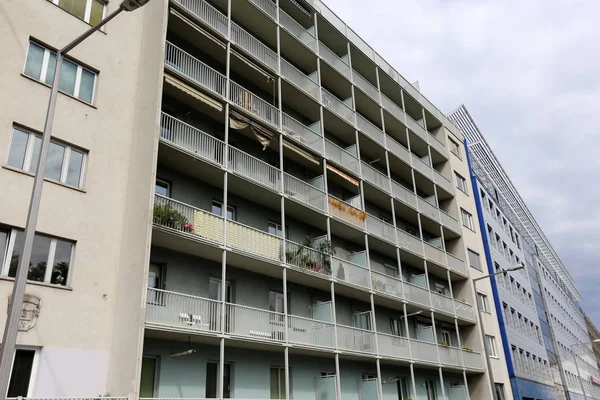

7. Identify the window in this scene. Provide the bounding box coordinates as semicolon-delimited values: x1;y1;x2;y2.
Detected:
384;263;398;277
426;380;437;400
467;249;482;271
139;357;158;398
399;377;412;399
7;349;36;397
268;221;284;238
49;0;106;25
212;200;235;220
448;138;461;158
460;208;474;230
485;335;498;357
454;171;468;194
1;227;73;286
440;330;451;346
477;292;489;313
206;362;231;398
390;318;405;337
24;42;97;104
155;179;170;197
270;366;287;399
7;127;87;188
494;383;506;400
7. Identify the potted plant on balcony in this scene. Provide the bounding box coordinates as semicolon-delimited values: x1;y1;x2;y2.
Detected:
438;341;450;347
153;203;194;233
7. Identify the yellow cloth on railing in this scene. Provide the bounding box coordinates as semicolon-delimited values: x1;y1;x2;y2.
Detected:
227;222;281;260
193;210;224;243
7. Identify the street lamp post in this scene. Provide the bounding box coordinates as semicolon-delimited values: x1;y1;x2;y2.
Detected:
0;0;151;397
571;339;600;400
473;265;524;400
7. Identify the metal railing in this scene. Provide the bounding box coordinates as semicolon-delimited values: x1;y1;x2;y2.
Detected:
284;240;331;276
230;22;279;71
396;229;423;256
284;174;326;211
366;214;396;243
356;114;385;145
440;210;460;233
446;254;468;275
247;0;277;19
428;133;447;156
438;345;463;368
361;162;390;193
321;89;355;125
403;281;431;308
380;93;405;121
281;113;322;153
337;324;375;353
145;288;222;332
226;220;282;261
328;196;366;228
411;154;434;180
391;180;417;209
164;41;227;97
279;9;317;51
331;256;369;288
318;42;350;78
410;339;439;364
280;58;319;100
424;242;448;267
386;136;411;165
160;113;225;166
229;81;279;127
228;146;281;191
434;170;454;193
288;315;335;348
154;195;224;243
370;270;403;299
324;140;359;175
417;197;440;222
454;299;475;321
172;0;228;38
352;71;379;101
430;292;455;315
225;302;286;341
377;333;410;359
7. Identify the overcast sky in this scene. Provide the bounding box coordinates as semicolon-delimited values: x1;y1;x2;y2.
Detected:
322;0;600;326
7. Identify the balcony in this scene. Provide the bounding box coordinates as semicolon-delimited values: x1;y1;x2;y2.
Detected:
411;339;439;364
230;21;279;71
361;162;391;193
332;256;370;288
160;112;225;166
440;210;460;233
391;180;417;209
406;116;427;141
429;133;447;157
280;58;319;100
411;154;434;180
225;302;286;342
377;333;411;361
430;292;455;316
248;0;277;20
288;314;335;349
396;229;424;257
438;345;464;368
366;214;396;243
321;89;355;125
356;114;385;145
386;136;411;165
227;219;282;261
447;254;468;276
154;195;224;244
282;113;322;154
284;174;326;211
172;0;228;38
164;41;226;98
324;140;359;175
424;242;447;267
279;9;317;52
229;80;280;127
337;324;375;354
381;93;405;121
284;240;332;277
417;197;440;222
318;42;350;78
228;146;281;191
352;71;379;102
454;299;475;322
328;196;366;229
462;349;484;371
434;170;454;194
403;281;431;308
370;270;403;299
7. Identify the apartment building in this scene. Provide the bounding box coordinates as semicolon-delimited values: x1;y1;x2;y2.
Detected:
449;105;600;400
584;314;600;371
0;0;515;399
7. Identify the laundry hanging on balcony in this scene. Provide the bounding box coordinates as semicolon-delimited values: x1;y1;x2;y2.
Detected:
229;110;275;150
326;164;358;186
164;73;223;112
282;139;319;165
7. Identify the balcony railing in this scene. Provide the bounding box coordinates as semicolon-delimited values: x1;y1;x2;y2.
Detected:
438;345;463;368
371;271;403;299
226;302;286;341
332;256;369;288
154;195;224;244
279;9;317;51
391;180;417;209
428;133;447;156
172;0;228;38
424;242;448;267
352;71;379;101
288;315;335;348
337;324;375;353
229;81;279;127
440;210;460;233
447;254;468;276
361;162;390;193
231;22;278;71
282;113;322;153
318;42;350;78
284;174;326;211
356;114;385;145
280;58;319;100
386;136;411;165
366;215;396;243
324;140;359;175
321;89;355;125
328;196;366;229
228;146;281;191
227;220;282;261
417;197;440;222
411;154;434;180
160;113;225;166
454;299;475;321
462;350;484;370
284;240;331;276
377;333;410;360
411;339;439;364
434;170;454;194
248;0;277;19
164;41;226;97
145;288;222;332
430;292;455;315
380;93;405;121
396;229;423;256
403;281;431;308
406;116;428;141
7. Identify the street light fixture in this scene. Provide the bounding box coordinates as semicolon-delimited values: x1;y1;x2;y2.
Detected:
0;0;151;397
473;265;524;400
571;339;600;400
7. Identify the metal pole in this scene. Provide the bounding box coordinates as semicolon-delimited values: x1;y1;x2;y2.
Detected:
573;345;588;400
473;279;498;400
0;7;124;398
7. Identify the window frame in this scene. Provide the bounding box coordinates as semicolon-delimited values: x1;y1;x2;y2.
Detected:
23;41;98;105
460;208;475;230
467;248;482;271
7;126;87;189
211;200;236;220
477;292;489;313
49;0;107;25
7;347;39;398
155;179;171;197
448;138;461;159
485;335;498;358
454;171;468;194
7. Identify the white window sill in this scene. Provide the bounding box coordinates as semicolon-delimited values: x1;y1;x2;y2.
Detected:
3;165;86;193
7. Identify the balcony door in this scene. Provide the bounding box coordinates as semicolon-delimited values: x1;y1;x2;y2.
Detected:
139;357;158;398
206;361;231;398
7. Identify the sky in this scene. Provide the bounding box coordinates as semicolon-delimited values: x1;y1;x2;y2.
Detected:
321;0;600;326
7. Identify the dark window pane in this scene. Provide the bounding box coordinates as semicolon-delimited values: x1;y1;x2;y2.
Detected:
58;0;86;20
205;362;217;398
24;43;44;80
45;142;65;181
8;231;25;278
45;52;57;86
0;229;9;268
59;59;77;96
51;240;72;285
7;349;35;397
28;136;42;174
28;235;52;282
89;0;105;25
7;130;29;169
66;149;84;187
79;68;95;103
155;181;169;197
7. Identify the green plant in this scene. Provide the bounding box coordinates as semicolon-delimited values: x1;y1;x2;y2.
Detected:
438;341;450;347
462;346;473;352
153;203;194;233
